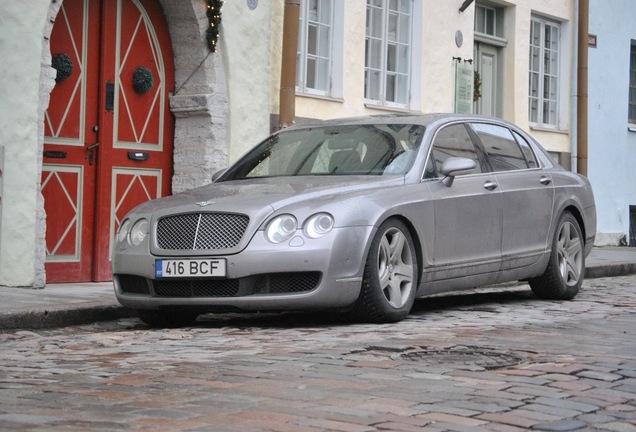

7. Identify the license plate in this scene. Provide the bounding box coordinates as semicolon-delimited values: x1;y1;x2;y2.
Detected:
155;259;226;278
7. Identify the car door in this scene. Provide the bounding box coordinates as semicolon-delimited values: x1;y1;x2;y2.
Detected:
469;123;554;270
424;123;503;282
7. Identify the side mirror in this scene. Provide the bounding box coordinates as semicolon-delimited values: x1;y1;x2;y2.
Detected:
211;169;227;182
440;157;476;187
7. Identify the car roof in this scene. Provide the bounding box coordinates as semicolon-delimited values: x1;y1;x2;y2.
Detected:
283;113;515;130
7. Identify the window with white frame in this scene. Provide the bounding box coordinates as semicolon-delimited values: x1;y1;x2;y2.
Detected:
629;41;636;124
529;16;560;127
296;0;333;96
365;0;413;107
475;5;496;37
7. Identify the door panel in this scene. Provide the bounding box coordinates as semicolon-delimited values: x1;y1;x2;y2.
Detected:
496;171;554;269
94;0;174;281
427;176;503;280
424;124;503;281
43;0;174;283
475;44;498;117
43;0;100;282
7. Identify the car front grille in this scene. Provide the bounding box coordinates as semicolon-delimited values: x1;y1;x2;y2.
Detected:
116;272;322;298
156;213;250;250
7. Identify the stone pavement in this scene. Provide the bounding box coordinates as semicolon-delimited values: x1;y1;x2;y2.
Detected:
0;247;635;330
1;273;635;431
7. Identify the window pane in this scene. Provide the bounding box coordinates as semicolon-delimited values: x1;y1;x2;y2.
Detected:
428;124;483;176
486;8;495;35
475;6;485;33
471;123;527;171
512;131;539;168
307;24;318;55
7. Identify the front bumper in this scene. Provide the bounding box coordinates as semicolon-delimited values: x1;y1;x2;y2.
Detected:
113;225;375;312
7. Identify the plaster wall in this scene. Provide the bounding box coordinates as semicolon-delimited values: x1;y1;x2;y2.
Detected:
263;0;574;156
0;1;52;287
221;0;274;164
587;0;636;244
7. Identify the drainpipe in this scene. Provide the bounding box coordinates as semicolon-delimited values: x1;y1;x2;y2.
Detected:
577;0;589;176
279;0;300;129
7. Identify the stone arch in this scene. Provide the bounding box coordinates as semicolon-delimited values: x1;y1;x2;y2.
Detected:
37;0;227;284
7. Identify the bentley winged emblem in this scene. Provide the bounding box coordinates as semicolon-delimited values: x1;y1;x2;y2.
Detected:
196;200;216;207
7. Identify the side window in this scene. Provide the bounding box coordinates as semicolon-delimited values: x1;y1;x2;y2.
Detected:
471;123;528;171
512;130;538;168
424;124;484;179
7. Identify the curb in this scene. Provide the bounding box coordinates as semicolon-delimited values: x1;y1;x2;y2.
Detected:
0;303;137;330
585;263;636;279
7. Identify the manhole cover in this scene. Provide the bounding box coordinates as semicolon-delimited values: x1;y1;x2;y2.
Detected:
396;346;525;370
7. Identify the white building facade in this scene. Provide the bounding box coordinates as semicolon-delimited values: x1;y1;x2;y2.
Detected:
3;0;620;289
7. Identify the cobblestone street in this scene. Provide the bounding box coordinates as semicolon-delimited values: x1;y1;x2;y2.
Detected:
1;275;636;431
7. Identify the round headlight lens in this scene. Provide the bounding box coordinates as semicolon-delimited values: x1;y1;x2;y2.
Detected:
305;213;335;238
117;219;131;243
265;214;298;243
129;219;149;246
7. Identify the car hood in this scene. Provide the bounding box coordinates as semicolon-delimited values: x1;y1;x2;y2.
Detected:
130;176;405;217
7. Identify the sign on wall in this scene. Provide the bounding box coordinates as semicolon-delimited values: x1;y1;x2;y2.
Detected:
455;62;474;114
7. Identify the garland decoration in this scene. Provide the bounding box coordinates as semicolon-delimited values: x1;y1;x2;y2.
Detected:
52;53;73;82
206;0;223;52
473;70;482;102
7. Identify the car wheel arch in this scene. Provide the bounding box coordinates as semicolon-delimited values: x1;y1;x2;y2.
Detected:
373;215;425;289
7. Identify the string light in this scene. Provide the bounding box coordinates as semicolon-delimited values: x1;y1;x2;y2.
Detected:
206;0;223;52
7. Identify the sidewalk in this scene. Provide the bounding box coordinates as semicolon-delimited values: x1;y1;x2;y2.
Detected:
1;247;635;330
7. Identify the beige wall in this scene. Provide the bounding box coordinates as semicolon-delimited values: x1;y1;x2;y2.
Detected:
231;0;576;158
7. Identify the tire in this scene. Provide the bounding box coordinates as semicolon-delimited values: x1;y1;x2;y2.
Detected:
529;211;584;300
137;310;199;328
351;219;418;323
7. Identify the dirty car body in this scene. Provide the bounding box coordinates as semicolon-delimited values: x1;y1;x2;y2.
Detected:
113;114;596;327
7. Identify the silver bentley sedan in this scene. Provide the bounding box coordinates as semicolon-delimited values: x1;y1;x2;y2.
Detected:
113;114;596;327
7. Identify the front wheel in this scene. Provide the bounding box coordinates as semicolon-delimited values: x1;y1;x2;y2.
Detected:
529;211;584;300
351;219;418;323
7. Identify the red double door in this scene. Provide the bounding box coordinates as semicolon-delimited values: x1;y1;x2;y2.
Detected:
42;0;174;282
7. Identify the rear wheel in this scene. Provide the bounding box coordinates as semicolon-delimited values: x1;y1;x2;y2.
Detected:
529;211;584;300
351;219;418;323
137;310;199;328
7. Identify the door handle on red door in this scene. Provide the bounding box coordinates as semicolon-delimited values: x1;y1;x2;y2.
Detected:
483;180;498;191
540;176;552;185
86;143;99;166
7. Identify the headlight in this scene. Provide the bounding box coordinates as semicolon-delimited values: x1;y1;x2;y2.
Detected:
117;219;131;243
304;213;334;238
129;218;149;246
265;214;297;243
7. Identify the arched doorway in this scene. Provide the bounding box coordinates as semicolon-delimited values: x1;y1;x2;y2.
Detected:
42;0;175;282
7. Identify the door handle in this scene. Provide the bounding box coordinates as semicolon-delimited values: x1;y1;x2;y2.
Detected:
483;180;498;191
128;151;149;161
87;143;99;166
539;176;552;185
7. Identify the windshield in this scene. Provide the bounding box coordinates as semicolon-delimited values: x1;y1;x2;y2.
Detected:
221;124;426;180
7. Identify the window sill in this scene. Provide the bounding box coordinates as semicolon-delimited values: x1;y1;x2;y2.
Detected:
628;125;636;133
529;125;570;135
296;92;344;104
363;102;416;114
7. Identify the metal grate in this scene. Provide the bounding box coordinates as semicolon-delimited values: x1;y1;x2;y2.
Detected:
118;275;151;295
154;279;240;297
257;272;322;294
630;206;636;247
156;213;249;250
